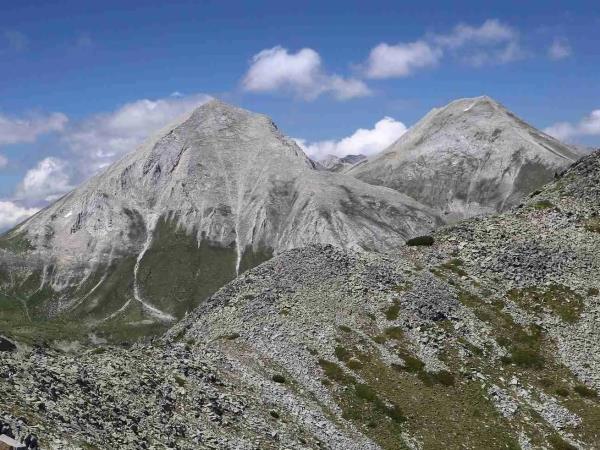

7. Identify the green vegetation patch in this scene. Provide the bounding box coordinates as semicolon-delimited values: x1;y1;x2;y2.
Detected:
499;324;545;369
321;347;520;449
395;351;425;373
584;218;600;233
532;199;554;210
384;326;404;340
335;345;352;362
548;434;577;450
272;374;286;384
440;258;468;277
0;232;35;253
406;235;434;246
574;384;597;398
507;284;584;323
384;302;401;321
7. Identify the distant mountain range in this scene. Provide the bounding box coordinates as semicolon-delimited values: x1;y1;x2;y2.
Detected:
0;96;583;341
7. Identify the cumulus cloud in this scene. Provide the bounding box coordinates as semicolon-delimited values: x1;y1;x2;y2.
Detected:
548;38;571;60
15;157;74;203
296;116;407;160
0;154;7;168
363;19;525;79
0;112;68;146
432;19;525;67
242;46;371;100
544;110;600;142
0;201;38;231
432;19;517;49
63;93;212;175
365;41;441;79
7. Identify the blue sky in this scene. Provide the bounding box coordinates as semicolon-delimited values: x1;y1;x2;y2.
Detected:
0;0;599;229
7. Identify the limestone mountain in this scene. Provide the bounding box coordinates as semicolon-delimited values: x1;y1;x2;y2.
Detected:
0;100;440;339
349;96;582;221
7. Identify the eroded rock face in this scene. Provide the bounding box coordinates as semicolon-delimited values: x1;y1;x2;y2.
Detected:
0;100;440;336
349;96;582;221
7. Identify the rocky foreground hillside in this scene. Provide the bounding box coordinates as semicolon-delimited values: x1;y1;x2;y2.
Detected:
1;149;599;448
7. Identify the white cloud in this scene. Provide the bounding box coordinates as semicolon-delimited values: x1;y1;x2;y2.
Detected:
431;19;525;67
0;112;68;146
365;41;441;79
433;19;517;49
15;157;74;203
63;93;212;175
0;201;38;231
363;19;524;79
548;38;571;60
0;154;7;168
544;110;600;141
296;116;407;160
242;46;371;100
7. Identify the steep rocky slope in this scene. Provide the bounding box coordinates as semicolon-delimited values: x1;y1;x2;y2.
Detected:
0;101;439;340
2;151;599;449
349;96;582;221
317;154;366;172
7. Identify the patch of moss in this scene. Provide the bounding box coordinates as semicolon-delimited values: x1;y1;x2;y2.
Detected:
394;281;413;292
499;325;545;369
533;199;554;210
319;359;354;384
346;359;363;370
384;326;404;340
384;302;401;321
548;434;577;450
335;345;352;362
440;258;468;277
221;332;240;340
338;325;352;333
372;334;387;344
395;352;425;373
555;387;570;397
174;375;186;387
507;284;584;323
458;337;484;357
584;218;600;233
574;384;597;398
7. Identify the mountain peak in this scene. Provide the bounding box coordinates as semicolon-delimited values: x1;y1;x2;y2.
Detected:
349;96;580;220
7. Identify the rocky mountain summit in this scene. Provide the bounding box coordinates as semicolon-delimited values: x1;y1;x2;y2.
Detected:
317;154;366;172
349;96;582;221
0;101;439;340
2;149;599;449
